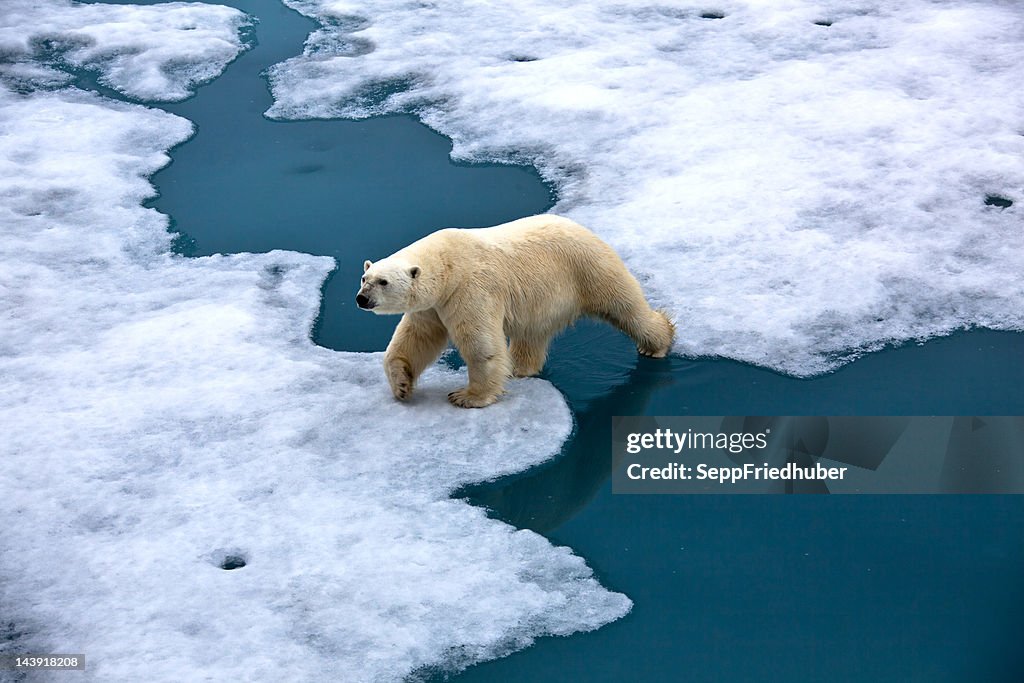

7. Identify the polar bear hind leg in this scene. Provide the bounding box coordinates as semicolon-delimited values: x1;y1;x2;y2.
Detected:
606;302;675;358
509;333;551;378
586;278;675;358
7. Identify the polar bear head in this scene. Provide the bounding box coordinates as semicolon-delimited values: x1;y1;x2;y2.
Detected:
356;257;427;314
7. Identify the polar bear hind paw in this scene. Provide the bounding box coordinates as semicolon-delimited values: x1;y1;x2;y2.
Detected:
637;311;675;358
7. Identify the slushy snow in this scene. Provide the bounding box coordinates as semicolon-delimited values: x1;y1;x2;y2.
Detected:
0;3;628;681
269;0;1024;374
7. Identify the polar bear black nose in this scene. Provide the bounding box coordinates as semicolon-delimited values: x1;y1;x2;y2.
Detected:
356;293;373;309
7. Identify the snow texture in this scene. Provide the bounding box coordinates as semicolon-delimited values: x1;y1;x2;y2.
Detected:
268;0;1024;375
0;0;252;101
0;5;627;682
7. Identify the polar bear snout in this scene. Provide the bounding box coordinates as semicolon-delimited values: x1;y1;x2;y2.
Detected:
356;292;375;310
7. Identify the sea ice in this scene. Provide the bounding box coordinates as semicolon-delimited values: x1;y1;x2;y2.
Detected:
0;4;627;681
269;0;1024;374
0;0;252;100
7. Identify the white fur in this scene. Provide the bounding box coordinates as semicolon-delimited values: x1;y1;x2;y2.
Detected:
357;214;675;407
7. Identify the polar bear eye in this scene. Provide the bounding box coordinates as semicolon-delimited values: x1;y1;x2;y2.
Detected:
378;279;388;287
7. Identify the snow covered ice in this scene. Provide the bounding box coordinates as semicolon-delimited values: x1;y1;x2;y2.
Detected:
269;0;1024;374
0;0;252;100
0;3;628;681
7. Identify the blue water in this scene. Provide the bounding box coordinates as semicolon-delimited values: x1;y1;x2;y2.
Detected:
79;1;1024;680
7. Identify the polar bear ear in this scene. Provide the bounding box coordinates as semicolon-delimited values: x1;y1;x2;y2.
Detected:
409;266;420;279
363;260;372;272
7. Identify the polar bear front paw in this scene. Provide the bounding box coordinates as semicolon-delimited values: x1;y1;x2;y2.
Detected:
447;387;498;408
387;360;414;401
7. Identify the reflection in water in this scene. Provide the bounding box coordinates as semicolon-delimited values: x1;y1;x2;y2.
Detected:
721;415;911;494
463;328;1024;527
460;321;673;533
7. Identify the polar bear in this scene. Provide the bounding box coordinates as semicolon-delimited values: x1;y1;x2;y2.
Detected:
356;214;674;408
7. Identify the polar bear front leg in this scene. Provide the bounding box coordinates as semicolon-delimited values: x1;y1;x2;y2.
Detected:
448;315;512;408
384;310;449;401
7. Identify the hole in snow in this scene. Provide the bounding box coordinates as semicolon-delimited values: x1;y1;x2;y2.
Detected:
984;194;1013;208
220;555;247;570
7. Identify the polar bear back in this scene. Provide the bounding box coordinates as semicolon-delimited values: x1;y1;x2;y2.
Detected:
393;214;648;338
